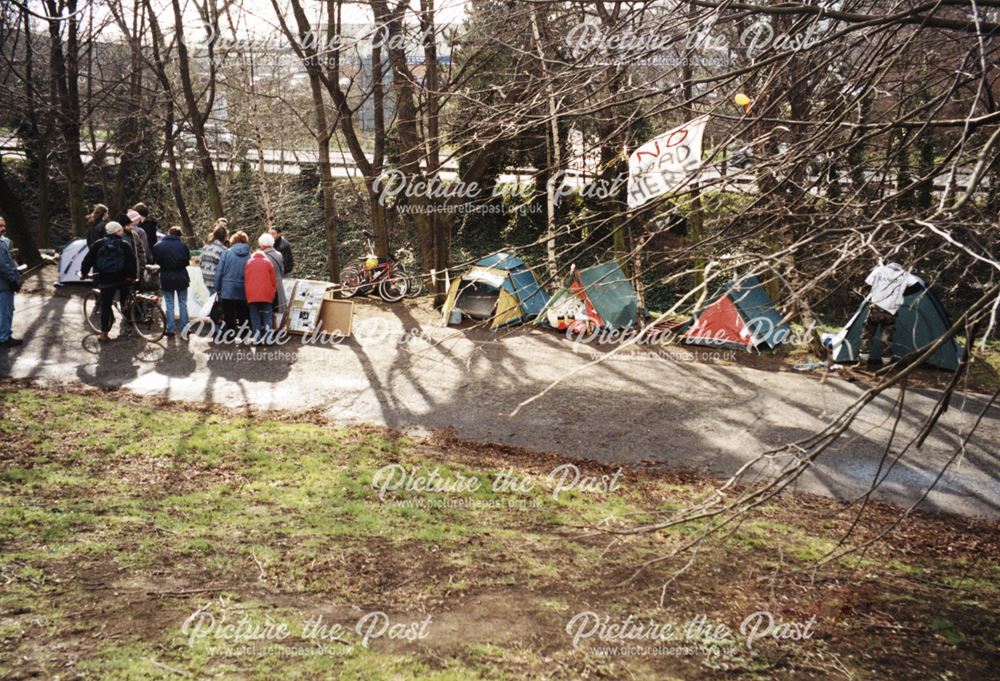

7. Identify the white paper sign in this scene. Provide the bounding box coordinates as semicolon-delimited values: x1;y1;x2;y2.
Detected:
627;116;708;208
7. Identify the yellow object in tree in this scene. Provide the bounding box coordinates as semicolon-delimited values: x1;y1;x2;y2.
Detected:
734;93;751;107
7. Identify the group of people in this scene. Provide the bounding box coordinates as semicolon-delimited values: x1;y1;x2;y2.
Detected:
80;204;294;344
197;218;295;344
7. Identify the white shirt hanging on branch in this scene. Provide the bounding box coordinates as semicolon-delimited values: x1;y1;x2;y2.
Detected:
865;262;923;315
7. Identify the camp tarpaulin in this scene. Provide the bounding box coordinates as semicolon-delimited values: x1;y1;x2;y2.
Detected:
831;285;962;371
441;253;550;331
684;275;789;351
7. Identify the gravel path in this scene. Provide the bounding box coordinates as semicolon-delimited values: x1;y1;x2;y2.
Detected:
3;288;998;519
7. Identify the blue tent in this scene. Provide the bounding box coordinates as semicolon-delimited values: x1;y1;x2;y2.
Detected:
441;253;550;329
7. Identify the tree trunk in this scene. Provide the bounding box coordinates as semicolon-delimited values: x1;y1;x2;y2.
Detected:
164;106;195;239
141;0;193;238
0;158;41;266
46;0;86;237
20;7;51;248
171;0;224;219
371;0;434;284
370;41;389;258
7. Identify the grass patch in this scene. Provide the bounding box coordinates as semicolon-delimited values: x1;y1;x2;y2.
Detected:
1;384;998;679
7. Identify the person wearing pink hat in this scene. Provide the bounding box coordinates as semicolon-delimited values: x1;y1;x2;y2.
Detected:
124;209;151;290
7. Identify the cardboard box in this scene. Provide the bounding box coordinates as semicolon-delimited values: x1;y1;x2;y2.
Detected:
317;295;354;337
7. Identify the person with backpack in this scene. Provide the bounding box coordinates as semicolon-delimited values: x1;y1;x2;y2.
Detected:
200;222;228;326
0;231;22;348
85;204;109;248
80;222;137;342
245;239;278;345
213;231;252;340
132;203;159;248
153;226;191;338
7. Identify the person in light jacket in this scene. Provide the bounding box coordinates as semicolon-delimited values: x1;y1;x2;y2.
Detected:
213;231;251;339
124;209;152;290
200;223;229;294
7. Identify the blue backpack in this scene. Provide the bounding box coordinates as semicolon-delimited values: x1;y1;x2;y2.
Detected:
95;238;126;274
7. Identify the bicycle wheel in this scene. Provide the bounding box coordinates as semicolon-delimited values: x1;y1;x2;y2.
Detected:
344;257;366;271
378;270;408;303
82;289;103;334
399;266;426;298
339;266;364;298
130;294;167;341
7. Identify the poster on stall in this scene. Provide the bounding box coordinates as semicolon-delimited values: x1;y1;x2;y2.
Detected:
276;277;299;329
286;279;334;335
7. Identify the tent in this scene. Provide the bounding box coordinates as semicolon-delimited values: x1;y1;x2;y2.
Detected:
441;253;550;330
56;239;90;286
542;261;639;331
684;275;790;351
831;284;962;371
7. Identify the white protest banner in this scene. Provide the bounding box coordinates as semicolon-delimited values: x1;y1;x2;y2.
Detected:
627;116;708;208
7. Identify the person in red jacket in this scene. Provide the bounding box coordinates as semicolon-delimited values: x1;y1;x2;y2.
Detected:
244;237;277;345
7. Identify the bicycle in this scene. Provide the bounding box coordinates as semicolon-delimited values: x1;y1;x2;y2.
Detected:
395;246;426;298
81;268;166;342
339;230;411;303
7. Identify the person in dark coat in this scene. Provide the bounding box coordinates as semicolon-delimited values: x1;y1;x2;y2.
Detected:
133;202;160;248
268;226;294;275
85;204;110;249
213;231;252;339
153;226;191;337
80;221;137;342
0;232;22;348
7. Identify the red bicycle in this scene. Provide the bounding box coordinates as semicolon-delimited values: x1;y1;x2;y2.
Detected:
338;230;411;302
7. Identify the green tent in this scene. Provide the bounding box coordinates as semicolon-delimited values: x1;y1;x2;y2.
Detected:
832;284;962;371
540;261;639;330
